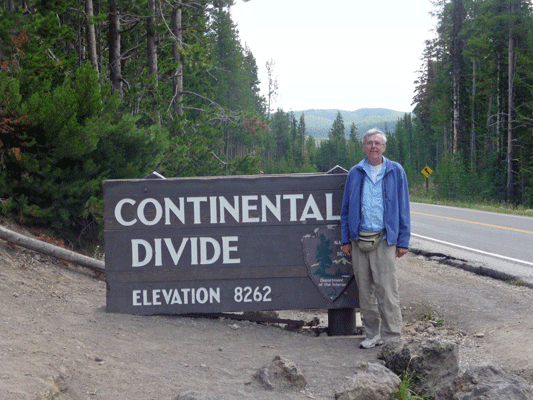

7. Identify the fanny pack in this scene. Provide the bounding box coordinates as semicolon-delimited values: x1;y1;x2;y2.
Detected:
357;230;385;252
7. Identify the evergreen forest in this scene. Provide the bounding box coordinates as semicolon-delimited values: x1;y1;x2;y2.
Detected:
1;0;533;247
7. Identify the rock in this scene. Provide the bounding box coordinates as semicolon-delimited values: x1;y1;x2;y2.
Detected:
335;362;401;400
378;338;459;398
35;372;68;400
442;363;533;400
173;391;220;400
254;355;307;390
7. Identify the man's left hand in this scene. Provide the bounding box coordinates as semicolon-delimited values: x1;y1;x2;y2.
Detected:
396;247;408;258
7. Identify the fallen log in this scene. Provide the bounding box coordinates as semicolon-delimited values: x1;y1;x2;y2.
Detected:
0;224;105;273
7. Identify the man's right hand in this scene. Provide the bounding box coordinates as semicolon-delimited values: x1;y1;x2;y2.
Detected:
342;243;352;257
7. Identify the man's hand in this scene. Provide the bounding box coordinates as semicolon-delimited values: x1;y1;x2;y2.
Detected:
342;243;352;257
396;247;408;258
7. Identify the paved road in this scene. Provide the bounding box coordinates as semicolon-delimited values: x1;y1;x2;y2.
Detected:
409;202;533;287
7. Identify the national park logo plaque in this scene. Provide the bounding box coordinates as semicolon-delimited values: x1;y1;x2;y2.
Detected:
302;225;353;302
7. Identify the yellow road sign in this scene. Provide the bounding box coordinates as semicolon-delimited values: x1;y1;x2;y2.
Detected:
421;165;433;178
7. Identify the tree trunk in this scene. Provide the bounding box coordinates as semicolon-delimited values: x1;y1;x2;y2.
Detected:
452;0;463;154
506;2;515;203
172;5;184;116
470;57;477;170
147;0;158;78
0;225;105;273
147;0;159;120
108;0;123;97
85;0;98;72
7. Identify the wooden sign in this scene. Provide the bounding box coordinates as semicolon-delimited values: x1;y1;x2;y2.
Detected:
103;173;358;315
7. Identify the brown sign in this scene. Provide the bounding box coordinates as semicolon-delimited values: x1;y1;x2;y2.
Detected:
103;173;358;315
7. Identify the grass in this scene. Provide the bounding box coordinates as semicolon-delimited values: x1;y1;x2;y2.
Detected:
410;190;533;218
419;305;433;322
392;370;433;400
418;304;443;323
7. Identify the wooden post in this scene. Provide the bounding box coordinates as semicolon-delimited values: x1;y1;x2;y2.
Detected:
328;308;356;336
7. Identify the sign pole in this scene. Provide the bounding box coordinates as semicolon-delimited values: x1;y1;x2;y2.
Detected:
328;308;356;336
421;165;434;195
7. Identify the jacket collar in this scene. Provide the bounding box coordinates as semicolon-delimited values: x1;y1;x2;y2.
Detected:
355;156;390;172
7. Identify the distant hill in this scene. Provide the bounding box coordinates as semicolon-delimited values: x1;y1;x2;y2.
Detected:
292;108;408;139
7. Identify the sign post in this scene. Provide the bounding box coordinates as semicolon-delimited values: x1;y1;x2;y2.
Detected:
421;165;434;193
103;172;358;335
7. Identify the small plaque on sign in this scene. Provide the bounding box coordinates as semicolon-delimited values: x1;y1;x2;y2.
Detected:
302;225;353;302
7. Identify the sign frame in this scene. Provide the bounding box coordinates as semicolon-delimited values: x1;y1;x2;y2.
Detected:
103;172;358;317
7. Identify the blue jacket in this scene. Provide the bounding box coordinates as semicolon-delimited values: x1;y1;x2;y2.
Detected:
340;156;411;248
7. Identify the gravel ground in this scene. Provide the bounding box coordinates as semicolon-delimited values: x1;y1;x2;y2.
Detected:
1;229;532;399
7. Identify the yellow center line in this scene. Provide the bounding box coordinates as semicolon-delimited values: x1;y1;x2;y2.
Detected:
411;211;533;234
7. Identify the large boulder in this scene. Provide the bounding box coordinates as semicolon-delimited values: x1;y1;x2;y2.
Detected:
379;338;459;397
335;362;401;400
444;363;533;400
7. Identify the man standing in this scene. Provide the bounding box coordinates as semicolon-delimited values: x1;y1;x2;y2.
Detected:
340;128;410;349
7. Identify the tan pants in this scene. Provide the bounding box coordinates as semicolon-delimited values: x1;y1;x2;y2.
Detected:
351;239;402;342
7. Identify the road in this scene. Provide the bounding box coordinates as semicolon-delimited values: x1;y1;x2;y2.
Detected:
409;202;533;287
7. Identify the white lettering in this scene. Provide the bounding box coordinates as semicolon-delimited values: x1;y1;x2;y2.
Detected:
242;195;259;222
164;197;185;225
261;195;281;222
162;289;172;304
115;198;137;226
116;193;339;226
222;236;240;264
300;194;323;221
187;197;207;224
164;237;188;265
132;239;152;267
219;196;239;223
138;198;163;226
152;289;161;305
133;290;142;306
209;196;218;224
200;237;220;264
326;193;341;220
283;194;304;221
171;289;182;304
182;288;191;304
132;287;221;306
143;290;152;305
209;287;221;303
154;238;162;266
132;236;240;267
190;238;198;265
196;288;208;304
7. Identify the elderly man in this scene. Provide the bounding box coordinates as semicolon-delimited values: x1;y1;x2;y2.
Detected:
340;128;410;349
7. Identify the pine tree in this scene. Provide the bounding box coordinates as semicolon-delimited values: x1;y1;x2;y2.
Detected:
329;111;346;139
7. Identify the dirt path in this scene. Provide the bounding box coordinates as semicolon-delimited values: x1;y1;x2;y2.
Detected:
1;237;532;400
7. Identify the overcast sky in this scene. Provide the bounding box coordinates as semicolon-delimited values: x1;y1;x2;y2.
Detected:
230;0;437;113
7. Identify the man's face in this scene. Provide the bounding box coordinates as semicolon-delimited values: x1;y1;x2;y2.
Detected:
363;134;386;166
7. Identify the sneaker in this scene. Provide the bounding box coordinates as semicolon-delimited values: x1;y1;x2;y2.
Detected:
359;335;384;349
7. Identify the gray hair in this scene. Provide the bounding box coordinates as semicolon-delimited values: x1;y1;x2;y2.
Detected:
362;128;387;145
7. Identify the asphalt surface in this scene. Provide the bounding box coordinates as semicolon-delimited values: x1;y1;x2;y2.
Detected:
409;203;533;288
